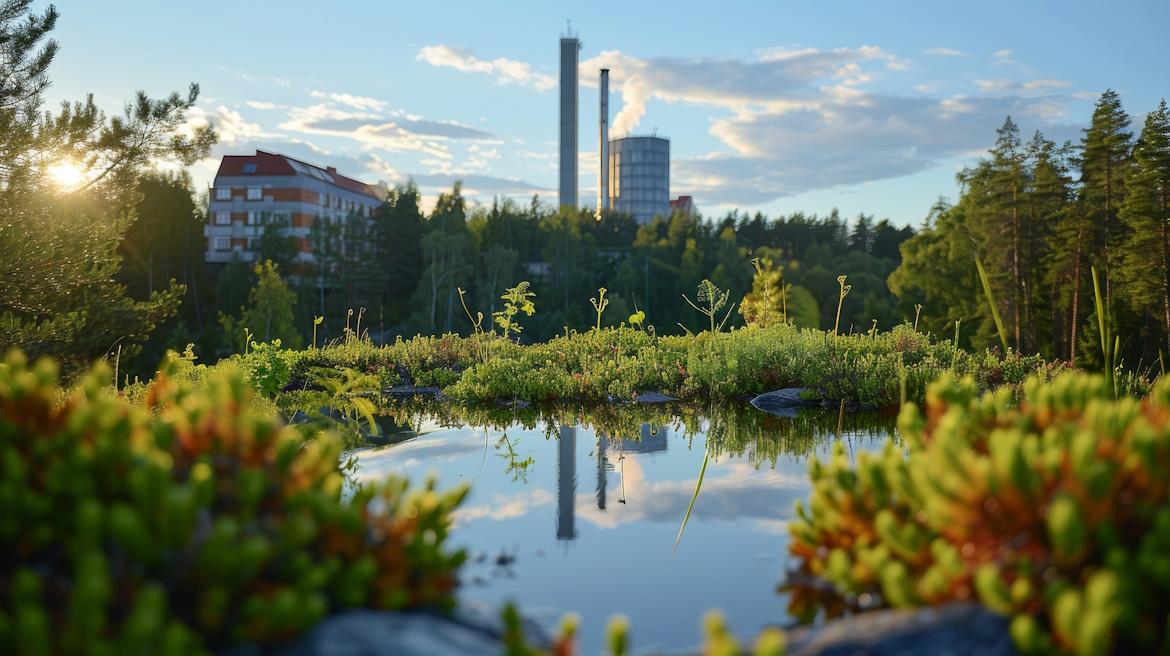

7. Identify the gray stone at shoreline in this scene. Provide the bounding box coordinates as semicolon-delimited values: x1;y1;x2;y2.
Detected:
255;597;551;656
750;388;816;414
635;391;678;403
647;603;1015;656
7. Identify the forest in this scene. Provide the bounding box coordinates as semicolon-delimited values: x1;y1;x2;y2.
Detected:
81;87;1170;384
107;176;916;378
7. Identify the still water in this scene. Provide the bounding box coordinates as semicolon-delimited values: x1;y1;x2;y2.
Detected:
350;405;892;653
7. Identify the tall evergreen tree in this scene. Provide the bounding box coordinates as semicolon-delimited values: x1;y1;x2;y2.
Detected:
1118;99;1170;355
1078;90;1132;316
0;1;215;373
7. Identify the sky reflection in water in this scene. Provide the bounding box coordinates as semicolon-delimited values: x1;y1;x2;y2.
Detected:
351;407;891;653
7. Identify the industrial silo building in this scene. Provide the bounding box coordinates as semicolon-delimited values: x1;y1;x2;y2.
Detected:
608;135;670;224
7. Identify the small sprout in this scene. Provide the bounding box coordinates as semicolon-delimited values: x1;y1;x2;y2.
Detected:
590;287;610;331
312;315;324;350
833;275;849;336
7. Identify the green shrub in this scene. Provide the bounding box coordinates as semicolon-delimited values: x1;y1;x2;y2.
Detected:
785;371;1170;655
241;324;1066;407
0;351;466;654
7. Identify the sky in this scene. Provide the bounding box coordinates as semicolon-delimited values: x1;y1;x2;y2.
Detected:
42;0;1170;226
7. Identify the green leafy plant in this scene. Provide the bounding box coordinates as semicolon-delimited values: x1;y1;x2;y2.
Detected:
494;281;536;340
628;307;646;331
785;371;1170;655
741;257;787;328
0;351;467;653
683;279;735;333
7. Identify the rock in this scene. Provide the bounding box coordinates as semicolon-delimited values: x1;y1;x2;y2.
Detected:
266;610;502;656
384;385;442;398
750;388;815;414
634;391;677;404
265;601;552;656
643;603;1014;656
782;603;1016;656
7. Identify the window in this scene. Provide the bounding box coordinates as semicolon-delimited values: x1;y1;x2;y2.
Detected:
214;211;231;225
323;193;331;207
247;186;262;200
246;238;258;251
242;163;257;174
247;211;258;225
215;187;231;200
213;237;230;251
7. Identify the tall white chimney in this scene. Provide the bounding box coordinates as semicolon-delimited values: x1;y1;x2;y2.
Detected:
597;68;610;219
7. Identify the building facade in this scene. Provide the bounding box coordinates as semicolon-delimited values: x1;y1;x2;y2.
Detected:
607;135;670;224
204;150;382;265
670;195;697;218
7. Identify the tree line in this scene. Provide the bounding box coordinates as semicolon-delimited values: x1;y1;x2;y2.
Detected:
127;178;915;376
890;91;1170;371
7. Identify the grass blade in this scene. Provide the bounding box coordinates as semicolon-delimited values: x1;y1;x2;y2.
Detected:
975;256;1009;353
674;450;709;552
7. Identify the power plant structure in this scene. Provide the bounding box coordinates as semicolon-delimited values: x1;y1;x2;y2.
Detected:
559;28;683;224
558;30;580;209
606;135;671;224
596;68;609;218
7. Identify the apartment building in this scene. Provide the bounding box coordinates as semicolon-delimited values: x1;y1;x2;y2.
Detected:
204;150;382;265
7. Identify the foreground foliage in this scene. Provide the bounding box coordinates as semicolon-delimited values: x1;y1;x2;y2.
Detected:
786;372;1170;655
0;351;466;653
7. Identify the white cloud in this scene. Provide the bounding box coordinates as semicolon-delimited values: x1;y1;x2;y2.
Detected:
993;49;1013;59
244;100;282;110
581;46;911;134
417;45;556;91
975;78;1071;94
673;91;1078;206
183;105;280;145
924;47;965;57
310;90;387;111
279;94;498;160
454;489;554;527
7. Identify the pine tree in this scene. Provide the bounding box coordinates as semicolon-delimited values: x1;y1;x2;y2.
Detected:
0;1;215;374
1026;133;1074;358
1118;99;1170;355
982;117;1028;350
1078;90;1132;318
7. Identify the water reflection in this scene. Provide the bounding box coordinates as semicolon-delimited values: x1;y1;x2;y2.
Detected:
557;424;576;541
346;401;894;653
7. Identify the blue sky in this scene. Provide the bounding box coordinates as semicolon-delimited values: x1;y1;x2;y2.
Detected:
43;0;1169;225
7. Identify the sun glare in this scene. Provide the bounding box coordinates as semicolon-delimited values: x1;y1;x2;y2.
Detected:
47;160;84;189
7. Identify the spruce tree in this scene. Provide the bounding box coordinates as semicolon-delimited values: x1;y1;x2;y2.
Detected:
1078;90;1132;315
1118;99;1170;356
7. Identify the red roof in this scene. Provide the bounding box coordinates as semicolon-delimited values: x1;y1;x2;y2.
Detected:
215;150;380;200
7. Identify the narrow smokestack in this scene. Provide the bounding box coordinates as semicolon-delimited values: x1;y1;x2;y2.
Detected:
597;68;609;219
558;32;580;209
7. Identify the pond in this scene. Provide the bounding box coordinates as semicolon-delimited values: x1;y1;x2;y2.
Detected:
349;403;895;653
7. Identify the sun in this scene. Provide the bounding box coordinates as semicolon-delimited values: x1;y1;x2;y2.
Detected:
47;160;84;189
